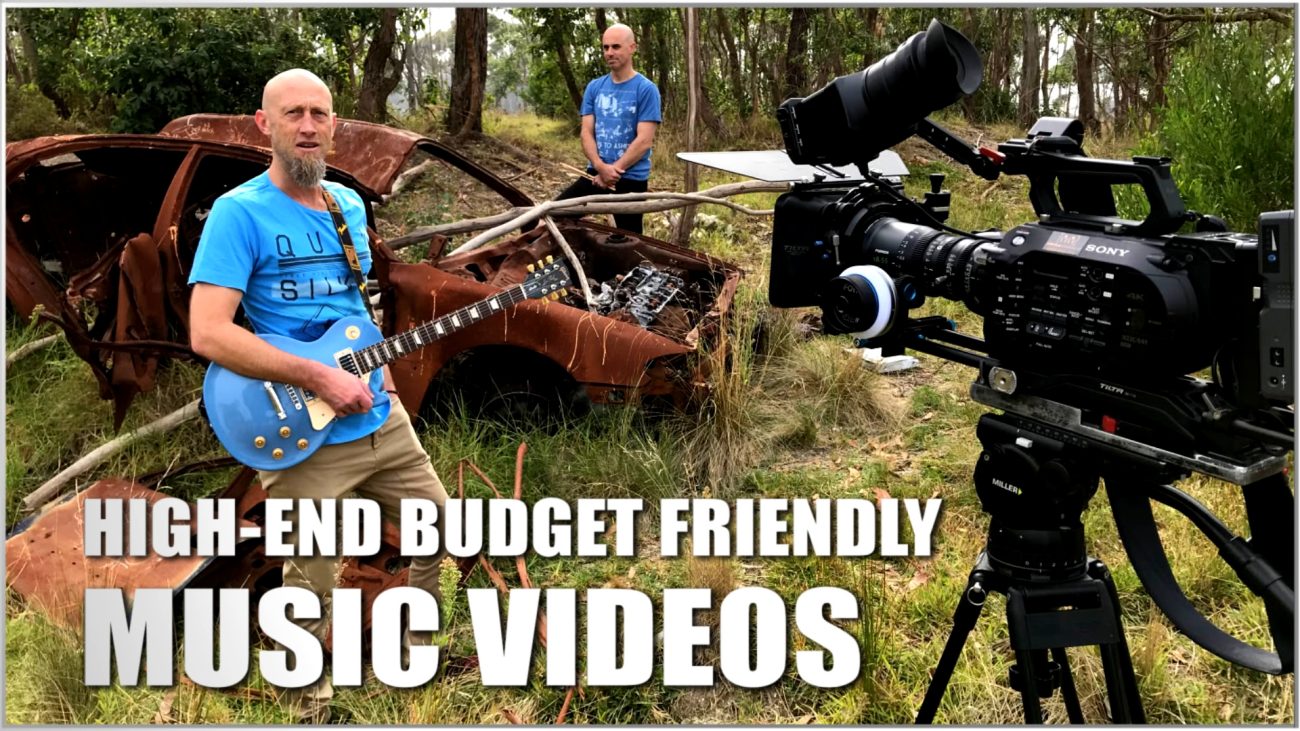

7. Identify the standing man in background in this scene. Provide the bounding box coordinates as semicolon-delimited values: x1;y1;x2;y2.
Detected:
554;22;662;235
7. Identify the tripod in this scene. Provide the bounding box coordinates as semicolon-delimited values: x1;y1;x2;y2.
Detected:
916;412;1145;723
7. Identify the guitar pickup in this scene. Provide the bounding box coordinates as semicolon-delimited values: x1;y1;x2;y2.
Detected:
285;385;304;411
263;381;288;420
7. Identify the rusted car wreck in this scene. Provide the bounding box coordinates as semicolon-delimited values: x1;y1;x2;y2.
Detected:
8;113;741;425
6;115;741;634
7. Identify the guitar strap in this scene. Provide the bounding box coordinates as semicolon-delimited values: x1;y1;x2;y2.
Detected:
321;187;380;326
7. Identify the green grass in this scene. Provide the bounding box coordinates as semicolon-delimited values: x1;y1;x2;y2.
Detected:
4;109;1292;725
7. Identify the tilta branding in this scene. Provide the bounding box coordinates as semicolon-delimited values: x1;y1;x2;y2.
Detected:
1099;382;1126;395
991;477;1023;495
1084;243;1130;258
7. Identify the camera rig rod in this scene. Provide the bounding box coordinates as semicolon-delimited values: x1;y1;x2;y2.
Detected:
912;119;1003;181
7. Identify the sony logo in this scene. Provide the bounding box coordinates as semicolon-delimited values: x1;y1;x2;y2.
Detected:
1084;244;1130;257
1099;382;1126;395
991;477;1023;495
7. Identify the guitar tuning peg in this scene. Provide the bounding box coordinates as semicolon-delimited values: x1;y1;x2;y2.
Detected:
527;264;536;273
550;292;560;300
546;255;555;264
558;288;568;298
536;259;543;268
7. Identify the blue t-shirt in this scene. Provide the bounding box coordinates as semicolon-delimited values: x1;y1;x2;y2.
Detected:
188;171;389;446
580;72;662;181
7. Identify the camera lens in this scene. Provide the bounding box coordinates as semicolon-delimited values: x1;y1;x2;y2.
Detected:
861;217;990;302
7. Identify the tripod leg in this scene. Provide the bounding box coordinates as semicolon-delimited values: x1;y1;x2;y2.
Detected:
1013;648;1045;724
1051;647;1085;723
1091;561;1147;723
916;571;992;723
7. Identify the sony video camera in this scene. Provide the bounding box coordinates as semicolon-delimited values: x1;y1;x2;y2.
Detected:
683;18;1295;691
764;19;1293;476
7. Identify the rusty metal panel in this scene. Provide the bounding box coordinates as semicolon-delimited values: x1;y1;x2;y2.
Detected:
5;467;446;650
5;479;215;628
160;114;534;205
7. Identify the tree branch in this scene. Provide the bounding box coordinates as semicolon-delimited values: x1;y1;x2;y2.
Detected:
383;179;787;253
22;399;202;513
1138;8;1291;25
452;183;785;255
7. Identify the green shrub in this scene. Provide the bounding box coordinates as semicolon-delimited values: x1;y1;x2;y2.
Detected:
5;81;81;141
1144;24;1293;230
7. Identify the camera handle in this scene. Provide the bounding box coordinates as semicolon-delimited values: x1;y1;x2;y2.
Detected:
1108;473;1295;675
906;116;1191;237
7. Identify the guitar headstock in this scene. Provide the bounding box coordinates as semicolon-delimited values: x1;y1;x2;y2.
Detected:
523;256;574;301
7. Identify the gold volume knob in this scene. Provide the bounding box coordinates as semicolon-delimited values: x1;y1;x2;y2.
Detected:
297;439;309;450
272;448;285;460
254;436;267;448
279;426;291;438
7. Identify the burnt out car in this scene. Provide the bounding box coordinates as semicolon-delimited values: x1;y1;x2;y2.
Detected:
6;114;741;425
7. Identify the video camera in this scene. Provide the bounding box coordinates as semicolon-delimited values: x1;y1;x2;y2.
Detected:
684;18;1295;721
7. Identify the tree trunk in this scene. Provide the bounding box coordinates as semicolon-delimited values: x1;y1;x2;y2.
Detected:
1147;17;1172;115
998;10;1015;92
1017;9;1041;128
356;8;401;123
1076;8;1098;134
745;8;763;121
715;9;748;116
447;8;488;136
960;9;979;118
782;8;809;101
548;15;585;117
594;8;607;36
674;8;700;247
15;11;72;118
1040;21;1053;114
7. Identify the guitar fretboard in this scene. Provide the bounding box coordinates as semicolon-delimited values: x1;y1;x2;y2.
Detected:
340;284;530;376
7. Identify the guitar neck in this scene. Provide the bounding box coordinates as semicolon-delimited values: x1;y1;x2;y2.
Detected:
344;284;529;375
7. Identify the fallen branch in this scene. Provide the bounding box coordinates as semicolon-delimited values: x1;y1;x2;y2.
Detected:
23;399;202;512
385;207;532;251
542;216;596;307
453;181;787;255
6;334;61;368
384;160;437;201
503;165;539;183
558;161;592;177
384;179;786;253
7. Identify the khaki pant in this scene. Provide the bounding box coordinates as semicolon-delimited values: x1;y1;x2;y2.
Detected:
258;398;448;722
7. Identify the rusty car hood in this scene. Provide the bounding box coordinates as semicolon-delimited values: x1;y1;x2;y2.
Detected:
160;114;533;206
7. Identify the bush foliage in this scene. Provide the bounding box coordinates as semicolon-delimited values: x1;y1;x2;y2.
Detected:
1147;24;1294;230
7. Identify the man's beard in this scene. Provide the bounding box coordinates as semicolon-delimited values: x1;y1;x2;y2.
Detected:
287;155;327;188
272;135;328;188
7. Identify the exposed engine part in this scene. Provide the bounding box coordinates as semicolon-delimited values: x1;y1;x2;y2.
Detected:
592;264;687;327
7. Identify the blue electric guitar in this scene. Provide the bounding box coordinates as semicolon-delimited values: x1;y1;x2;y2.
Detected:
203;258;572;470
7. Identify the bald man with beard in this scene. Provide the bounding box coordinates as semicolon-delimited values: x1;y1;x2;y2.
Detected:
554;23;662;235
188;68;449;724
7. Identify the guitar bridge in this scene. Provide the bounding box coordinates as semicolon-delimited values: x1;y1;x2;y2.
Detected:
262;381;288;420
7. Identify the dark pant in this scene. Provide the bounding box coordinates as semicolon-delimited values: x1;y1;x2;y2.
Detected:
554;174;650;235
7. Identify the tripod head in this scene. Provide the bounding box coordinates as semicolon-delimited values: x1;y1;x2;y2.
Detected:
973;414;1099;581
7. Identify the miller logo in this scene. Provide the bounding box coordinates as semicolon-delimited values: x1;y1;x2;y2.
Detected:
991;477;1023;495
